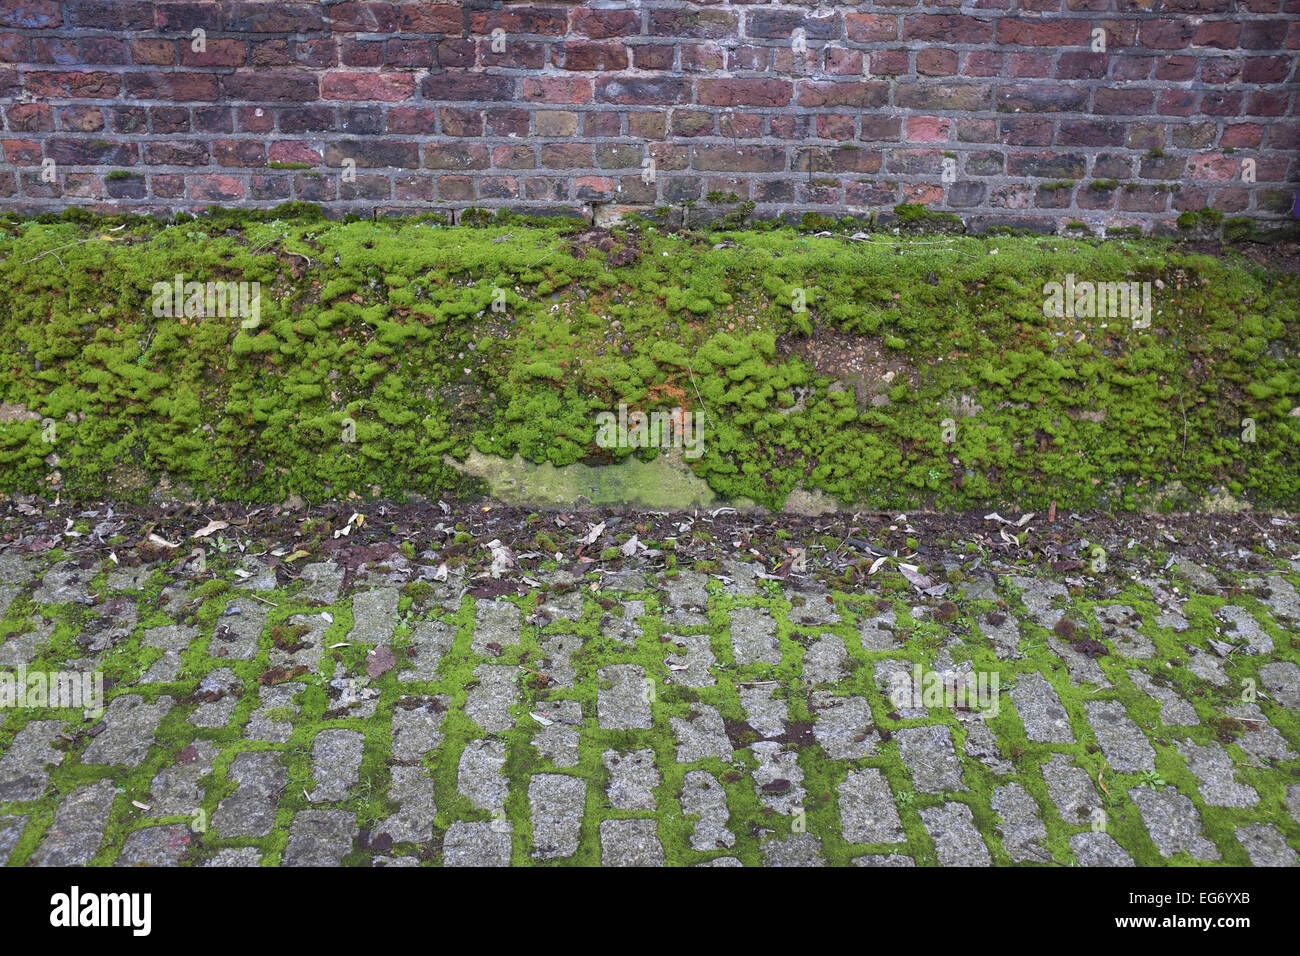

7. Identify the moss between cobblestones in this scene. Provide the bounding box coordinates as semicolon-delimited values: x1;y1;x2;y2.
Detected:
2;533;1297;866
1;211;1298;511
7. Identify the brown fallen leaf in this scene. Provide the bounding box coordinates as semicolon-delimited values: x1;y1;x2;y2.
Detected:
366;645;396;679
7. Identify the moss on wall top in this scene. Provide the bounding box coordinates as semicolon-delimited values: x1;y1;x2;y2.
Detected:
0;209;1296;511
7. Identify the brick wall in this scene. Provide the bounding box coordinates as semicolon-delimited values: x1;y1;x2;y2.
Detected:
1;1;1297;232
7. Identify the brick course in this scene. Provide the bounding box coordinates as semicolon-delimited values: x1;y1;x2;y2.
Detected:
0;1;1296;230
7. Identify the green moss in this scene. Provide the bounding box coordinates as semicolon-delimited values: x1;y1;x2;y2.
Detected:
0;212;1296;514
1177;209;1225;232
892;204;964;235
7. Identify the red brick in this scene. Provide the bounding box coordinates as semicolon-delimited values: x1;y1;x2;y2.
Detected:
330;3;397;33
904;15;993;44
917;49;958;76
906;116;951;143
798;81;888;109
191;174;245;202
222;71;315;102
1139;19;1195;50
0;1;62;28
572;9;640;39
25;70;121;99
697;78;792;108
998;18;1091;46
322;72;412;101
846;13;898;42
556;42;628;72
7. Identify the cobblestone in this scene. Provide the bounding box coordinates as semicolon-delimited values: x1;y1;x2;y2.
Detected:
3;519;1297;868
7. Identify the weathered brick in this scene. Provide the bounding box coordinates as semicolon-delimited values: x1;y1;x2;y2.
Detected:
595;76;685;105
694;144;786;173
425;74;515;102
998;19;1091;46
223;72;316;102
899;82;991;111
556;42;628;72
222;3;323;33
698;79;792;108
904;15;993;44
322;72;413;102
1007;151;1087;179
997;85;1088;113
1059;120;1125;147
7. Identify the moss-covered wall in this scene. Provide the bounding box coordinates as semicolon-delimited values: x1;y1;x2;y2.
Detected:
0;207;1297;511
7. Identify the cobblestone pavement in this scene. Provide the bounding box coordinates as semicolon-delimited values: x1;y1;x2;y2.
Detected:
1;507;1298;867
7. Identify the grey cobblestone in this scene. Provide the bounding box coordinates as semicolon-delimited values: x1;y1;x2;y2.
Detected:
752;741;805;815
1010;673;1075;743
466;663;521;733
597;664;651;730
458;739;508;812
896;724;965;793
920;803;991;866
83;694;174;767
213;752;286;838
1177;740;1259;808
1129;786;1221;861
0;720;64;801
1235;823;1298;867
740;684;787;739
284;809;357;866
604;749;660;811
992;783;1047;863
681;771;733;851
1085;700;1156;773
601;819;664;867
443;821;512;867
529;774;585;860
1070;831;1135;867
839;768;905;845
5;521;1298;868
762;833;825;866
811;692;877;760
729;606;781;666
31;780;116;866
399;620;455;682
0;815;27;864
309;729;365;802
672;705;733;763
375;766;436;845
663;632;715;688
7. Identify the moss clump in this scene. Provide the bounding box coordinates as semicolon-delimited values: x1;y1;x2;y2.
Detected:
892;204;964;235
1177;210;1225;233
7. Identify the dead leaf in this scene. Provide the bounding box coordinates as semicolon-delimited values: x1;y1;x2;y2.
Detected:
192;519;229;538
366;646;396;679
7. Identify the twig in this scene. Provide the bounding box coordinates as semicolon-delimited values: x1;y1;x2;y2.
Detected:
686;360;716;432
22;238;104;266
250;594;279;607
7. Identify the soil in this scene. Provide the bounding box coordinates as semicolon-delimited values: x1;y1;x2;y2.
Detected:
3;493;1294;597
